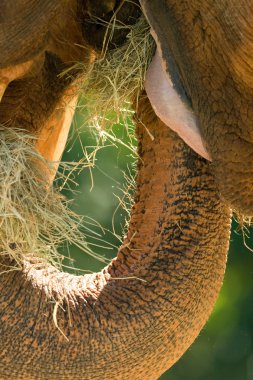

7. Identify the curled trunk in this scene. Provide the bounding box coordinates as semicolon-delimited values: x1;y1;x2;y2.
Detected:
0;96;231;379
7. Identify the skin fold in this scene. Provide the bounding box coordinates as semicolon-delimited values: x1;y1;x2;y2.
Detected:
0;0;250;378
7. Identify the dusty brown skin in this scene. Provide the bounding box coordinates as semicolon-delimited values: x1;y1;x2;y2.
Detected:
141;0;253;216
0;0;245;378
0;99;231;379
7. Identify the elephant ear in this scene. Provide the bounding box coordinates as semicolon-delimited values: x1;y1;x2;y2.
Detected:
0;0;61;68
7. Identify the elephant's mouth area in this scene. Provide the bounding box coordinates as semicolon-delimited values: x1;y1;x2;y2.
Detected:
144;36;210;161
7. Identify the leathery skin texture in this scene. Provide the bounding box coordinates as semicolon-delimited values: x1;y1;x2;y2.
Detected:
141;0;253;216
0;96;231;379
0;0;234;378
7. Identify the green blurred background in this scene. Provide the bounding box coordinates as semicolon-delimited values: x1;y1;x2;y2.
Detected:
60;111;253;380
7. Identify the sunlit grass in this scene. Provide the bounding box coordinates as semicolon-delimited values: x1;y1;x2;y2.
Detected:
60;109;137;273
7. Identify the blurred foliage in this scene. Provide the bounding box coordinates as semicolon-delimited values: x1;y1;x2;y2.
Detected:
60;112;253;380
60;111;137;272
162;222;253;380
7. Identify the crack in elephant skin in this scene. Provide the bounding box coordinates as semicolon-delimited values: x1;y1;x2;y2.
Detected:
0;0;251;378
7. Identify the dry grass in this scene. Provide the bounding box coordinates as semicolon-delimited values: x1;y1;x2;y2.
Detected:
0;13;155;272
0;127;103;272
74;14;155;127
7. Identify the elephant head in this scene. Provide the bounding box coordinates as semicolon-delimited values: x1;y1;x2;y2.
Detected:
141;0;253;217
0;0;251;379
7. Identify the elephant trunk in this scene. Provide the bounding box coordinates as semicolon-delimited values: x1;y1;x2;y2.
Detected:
0;96;231;379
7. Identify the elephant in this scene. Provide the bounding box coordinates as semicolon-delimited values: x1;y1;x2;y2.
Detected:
0;0;252;379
